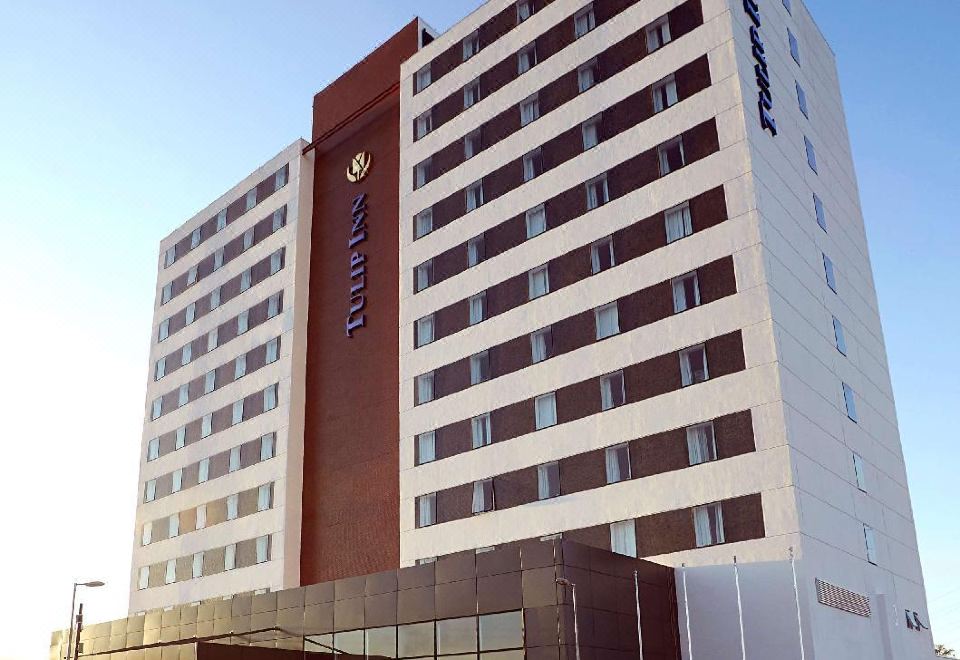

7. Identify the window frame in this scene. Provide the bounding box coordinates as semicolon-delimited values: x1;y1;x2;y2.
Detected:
594;302;620;340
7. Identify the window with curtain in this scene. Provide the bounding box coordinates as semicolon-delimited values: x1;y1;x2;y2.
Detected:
578;59;599;92
201;413;212;438
237;309;249;334
191;227;202;249
694;503;725;547
415;65;431;93
196;504;207;529
415;260;433;292
185;302;196;324
192;552;204;579
672;272;701;313
585;175;609;209
680;345;709;386
187;265;198;286
469;293;487;325
147;437;159;461
165;559;176;585
158;318;170;341
232;399;245;425
256;536;270;564
658;137;686;175
266;337;279;364
417;431;436;464
610;520;637;557
258;483;273;511
516;0;533;22
161;283;172;304
155;357;166;381
151;397;162;420
518;42;537;74
168;513;179;538
605;444;631;483
467;235;485;267
653;74;678;113
594;302;620;339
526;205;547;238
472;479;494;514
144;479;156;502
141;521;152;546
235;354;247;380
207;327;218;351
414;208;433;238
686;422;717;465
176;426;186;449
272;207;285;232
646;16;672;51
138;567;149;590
417;493;437;527
227;494;239;520
520;95;540;126
415;111;432;140
466;180;484;212
581;115;601;150
224;543;237;570
172;468;183;493
535;393;557;429
268;293;280;318
528;265;550;299
270;251;282;275
416;372;435;405
264;384;278;411
600;371;625;410
537;462;560;500
261;433;275;460
470;352;490;385
416;315;435;348
229;446;241;473
574;4;595;37
463;79;481;108
471;414;492;449
590;237;614;274
198;458;209;483
530;327;552;363
415;159;431;189
463;31;480;60
244;189;257;212
204;370;216;394
665;203;692;242
522;148;542;181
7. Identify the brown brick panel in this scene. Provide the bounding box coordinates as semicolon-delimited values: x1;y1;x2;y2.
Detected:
432;331;746;462
421;58;713;238
156;292;283;382
166;164;288;270
154;337;279;420
421;256;737;403
722;493;765;543
161;248;285;342
143;483;271;546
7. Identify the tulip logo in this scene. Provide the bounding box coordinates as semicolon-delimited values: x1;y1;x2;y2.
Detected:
347;152;372;183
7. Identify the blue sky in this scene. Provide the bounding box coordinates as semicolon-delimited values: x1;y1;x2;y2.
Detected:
0;1;957;657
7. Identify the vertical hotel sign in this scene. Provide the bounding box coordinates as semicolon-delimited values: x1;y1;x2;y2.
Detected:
744;0;778;136
346;151;372;337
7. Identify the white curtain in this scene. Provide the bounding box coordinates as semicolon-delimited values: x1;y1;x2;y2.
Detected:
417;373;434;403
686;423;716;465
578;65;595;92
529;267;549;298
198;459;209;483
235;354;247;379
470;294;485;324
418;432;436;463
535;393;557;429
416;209;432;237
417;316;434;346
258;484;272;511
517;0;531;21
610;521;637;557
232;399;244;424
264;384;277;411
260;434;275;460
680;347;707;385
537;463;557;500
467;183;482;211
417;495;435;527
196;505;207;530
472;481;489;514
172;469;183;493
601;377;614;410
531;329;548;363
471;415;491;448
694;504;724;547
521;98;539;125
519;47;534;74
468;238;482;266
208;328;219;352
526;206;546;237
605;445;628;483
267;338;279;363
673;273;700;313
470;352;488;384
595;304;620;339
582;121;599;150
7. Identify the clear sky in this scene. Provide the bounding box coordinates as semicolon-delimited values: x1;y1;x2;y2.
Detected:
0;1;957;658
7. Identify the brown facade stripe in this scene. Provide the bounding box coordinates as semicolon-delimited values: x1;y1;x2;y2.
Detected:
153;336;281;421
425;330;746;463
432;410;754;522
142;534;272;589
416;115;721;291
142;482;274;546
164;164;289;270
159;247;286;342
148;382;280;465
425;254;736;403
415;1;705;194
155;292;284;382
144;432;276;505
161;206;287;306
424;185;727;347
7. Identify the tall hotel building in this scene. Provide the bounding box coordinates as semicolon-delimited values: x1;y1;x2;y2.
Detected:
107;0;932;658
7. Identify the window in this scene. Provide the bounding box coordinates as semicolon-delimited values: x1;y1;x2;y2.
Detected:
210;286;221;310
415;315;435;348
138;566;150;590
164;246;176;268
192;552;203;579
232;399;244;425
518;42;538;74
207;328;219;352
256;535;270;564
176;426;186;450
233;354;247;380
155;357;166;381
178;383;189;407
224;543;237;571
185;302;196;325
201;413;212;438
416;493;437;527
266;337;279;364
151;398;162;420
672;271;701;313
463;31;480;60
538;462;560;499
414;209;433;240
226;493;239;520
680;345;709;386
516;0;533;22
796;81;808;118
788;28;800;64
261;433;276;460
606;444;631;483
258;483;273;511
843;383;858;422
272;208;285;232
147;437;159;461
864;525;878;564
229;446;241;473
469;292;487;325
535;392;557;429
585;175;609;209
590;237;614;274
471;413;492;449
414;159;431;189
165;559;176;585
467;235;485;267
196;504;207;530
158;319;170;342
472;479;494;514
833;317;847;355
216;209;227;232
600;371;625;410
243;228;254;251
646;16;672;51
658;137;686;175
610;520;637;557
528;265;550;299
190;227;202;249
187;265;198;286
464;130;482;159
244;189;257;212
171;468;183;493
198;458;210;483
160;283;172;305
653;74;679;113
415;110;432;140
417;431;436;465
578;59;599;92
415;65;431;93
520;206;547;242
212;248;224;272
574;4;596;38
813;194;827;232
853;453;867;491
520;94;540;126
464;78;481;109
581;114;601;150
270;251;282;275
823;253;837;292
416;372;434;405
783;0;792;13
694;503;725;547
238;309;249;334
142;521;152;546
466;180;484;211
264;384;278;411
522;148;542;181
470;351;490;385
800;136;819;175
240;268;252;292
144;479;156;502
168;513;180;538
687;423;717;465
665;203;693;243
268;293;280;318
530;327;552;363
594;302;620;339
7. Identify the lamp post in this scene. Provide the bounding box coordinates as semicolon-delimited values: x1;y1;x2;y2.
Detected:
65;581;105;660
555;577;580;660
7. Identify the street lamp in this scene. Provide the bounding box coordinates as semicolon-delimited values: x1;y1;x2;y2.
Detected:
555;578;580;660
65;581;105;660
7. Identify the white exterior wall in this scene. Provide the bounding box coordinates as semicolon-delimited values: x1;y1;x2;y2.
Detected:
128;140;312;613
